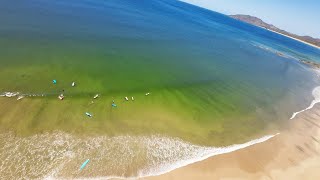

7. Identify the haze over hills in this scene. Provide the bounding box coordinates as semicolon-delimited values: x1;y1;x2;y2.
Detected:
230;14;320;48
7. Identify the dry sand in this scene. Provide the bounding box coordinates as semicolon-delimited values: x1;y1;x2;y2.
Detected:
144;104;320;180
259;26;320;50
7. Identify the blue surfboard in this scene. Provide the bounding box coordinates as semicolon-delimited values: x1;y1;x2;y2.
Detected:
80;159;90;170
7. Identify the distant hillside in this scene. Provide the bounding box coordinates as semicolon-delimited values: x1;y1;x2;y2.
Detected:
230;14;320;48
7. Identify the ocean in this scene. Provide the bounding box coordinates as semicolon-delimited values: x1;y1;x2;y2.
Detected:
1;0;320;179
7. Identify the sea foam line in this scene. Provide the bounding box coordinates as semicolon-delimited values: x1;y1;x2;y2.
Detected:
42;132;279;180
0;92;20;97
290;86;320;119
0;91;47;98
137;133;280;179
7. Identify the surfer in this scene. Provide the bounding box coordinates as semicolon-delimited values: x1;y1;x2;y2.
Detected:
58;94;64;100
85;112;92;117
112;100;117;107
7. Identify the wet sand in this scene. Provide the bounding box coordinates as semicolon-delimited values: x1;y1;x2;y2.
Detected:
145;104;320;180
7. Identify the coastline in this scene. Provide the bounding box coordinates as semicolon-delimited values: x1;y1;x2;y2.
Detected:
144;102;320;180
260;26;320;50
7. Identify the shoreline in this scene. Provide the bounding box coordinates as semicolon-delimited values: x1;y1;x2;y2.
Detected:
259;26;320;50
145;103;320;179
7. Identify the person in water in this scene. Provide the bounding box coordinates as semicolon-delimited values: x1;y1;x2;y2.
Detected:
112;99;117;107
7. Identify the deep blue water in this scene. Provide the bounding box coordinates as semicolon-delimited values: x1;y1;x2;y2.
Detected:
1;0;320;179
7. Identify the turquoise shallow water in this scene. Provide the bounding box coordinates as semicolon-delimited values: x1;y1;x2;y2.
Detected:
1;0;320;179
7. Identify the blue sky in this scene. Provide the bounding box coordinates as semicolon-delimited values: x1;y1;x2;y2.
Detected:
180;0;320;38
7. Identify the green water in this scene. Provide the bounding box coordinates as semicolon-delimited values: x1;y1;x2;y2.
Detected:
2;0;320;179
0;0;319;147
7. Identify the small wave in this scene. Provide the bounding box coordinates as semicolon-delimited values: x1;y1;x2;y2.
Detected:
251;42;291;58
135;133;279;179
0;91;47;98
290;86;320;119
0;131;279;180
0;92;19;97
250;42;309;62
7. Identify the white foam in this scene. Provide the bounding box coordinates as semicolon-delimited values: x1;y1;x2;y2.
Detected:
290;86;320;119
0;91;48;98
9;132;279;180
0;92;19;97
137;133;279;179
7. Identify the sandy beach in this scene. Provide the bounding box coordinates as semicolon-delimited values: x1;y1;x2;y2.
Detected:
145;103;320;180
260;26;320;50
1;1;320;179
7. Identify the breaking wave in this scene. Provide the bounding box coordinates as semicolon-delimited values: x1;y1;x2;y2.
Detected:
0;92;20;97
0;91;46;98
0;131;278;180
290;86;320;119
